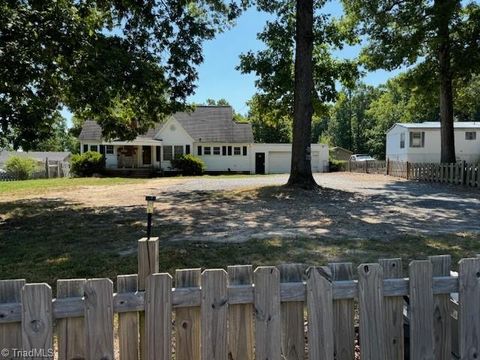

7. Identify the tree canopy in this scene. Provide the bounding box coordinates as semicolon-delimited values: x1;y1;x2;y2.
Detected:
1;0;245;150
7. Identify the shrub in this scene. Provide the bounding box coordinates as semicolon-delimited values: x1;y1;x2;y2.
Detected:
329;159;347;172
70;151;105;177
5;156;38;180
171;154;206;175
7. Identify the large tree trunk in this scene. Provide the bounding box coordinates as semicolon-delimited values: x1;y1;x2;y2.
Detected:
287;0;317;189
436;0;456;163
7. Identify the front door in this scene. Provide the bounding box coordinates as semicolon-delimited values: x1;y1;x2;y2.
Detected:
255;152;265;174
142;146;152;166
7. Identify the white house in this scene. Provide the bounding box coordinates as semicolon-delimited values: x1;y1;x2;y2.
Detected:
386;122;480;163
78;106;329;175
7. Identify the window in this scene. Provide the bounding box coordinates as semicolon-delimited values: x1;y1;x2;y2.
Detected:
106;145;114;154
185;145;191;155
90;145;98;152
213;146;221;155
163;146;173;161
400;133;405;149
83;144;88;153
156;146;161;161
222;146;227;156
409;131;425;148
243;146;247;156
466;131;477;140
204;146;211;155
197;146;202;156
228;146;232;156
99;145;106;155
174;145;184;159
234;146;241;155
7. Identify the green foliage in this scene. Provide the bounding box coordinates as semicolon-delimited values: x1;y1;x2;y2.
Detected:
70;152;105;177
329;159;347;172
1;1;245;150
247;96;292;143
34;115;79;154
171;154;206;176
5;156;37;180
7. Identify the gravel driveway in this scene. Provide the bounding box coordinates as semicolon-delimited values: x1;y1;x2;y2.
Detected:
152;173;480;242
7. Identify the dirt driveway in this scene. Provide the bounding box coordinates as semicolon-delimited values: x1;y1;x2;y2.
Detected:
3;173;479;242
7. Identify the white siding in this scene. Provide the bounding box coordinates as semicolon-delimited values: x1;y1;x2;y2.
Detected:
156;118;194;170
194;143;251;172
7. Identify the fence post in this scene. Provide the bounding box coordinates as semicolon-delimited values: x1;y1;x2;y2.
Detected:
406;161;410;180
347;160;351;172
45;157;50;179
386;159;390;176
365;160;368;174
138;237;159;359
461;161;466;185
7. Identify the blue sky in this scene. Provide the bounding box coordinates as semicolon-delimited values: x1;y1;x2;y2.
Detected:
62;2;402;123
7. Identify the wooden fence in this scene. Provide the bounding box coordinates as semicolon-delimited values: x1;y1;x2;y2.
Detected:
1;238;479;359
347;160;479;188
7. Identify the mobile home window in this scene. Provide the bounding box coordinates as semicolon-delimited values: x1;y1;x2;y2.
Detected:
106;145;114;154
243;146;247;156
197;146;202;156
83;144;88;153
174;145;184;159
234;146;241;155
466;131;477;140
213;146;221;155
90;145;98;152
163;146;173;161
204;147;211;155
409;132;425;148
400;133;405;149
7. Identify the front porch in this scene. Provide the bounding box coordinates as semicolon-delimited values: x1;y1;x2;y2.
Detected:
106;142;161;170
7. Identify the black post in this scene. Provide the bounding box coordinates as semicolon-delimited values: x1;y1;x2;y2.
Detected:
145;195;156;239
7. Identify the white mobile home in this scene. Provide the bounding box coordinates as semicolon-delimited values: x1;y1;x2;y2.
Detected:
78;106;329;175
386;122;480;163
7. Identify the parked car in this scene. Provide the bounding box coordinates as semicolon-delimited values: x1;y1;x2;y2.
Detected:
349;154;376;162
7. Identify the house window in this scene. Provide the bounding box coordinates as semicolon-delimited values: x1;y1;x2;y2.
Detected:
213;146;221;155
156;146;161;161
163;146;173;161
197;146;202;156
400;133;405;149
243;146;247;156
83;144;88;153
174;145;184;159
204;146;211;155
234;147;241;155
222;146;227;156
228;146;232;156
90;145;98;152
106;145;114;154
409;132;425;148
466;131;477;140
185;145;191;155
99;145;106;155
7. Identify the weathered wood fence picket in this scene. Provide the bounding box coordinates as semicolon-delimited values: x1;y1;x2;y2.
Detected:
347;160;479;188
1;238;479;359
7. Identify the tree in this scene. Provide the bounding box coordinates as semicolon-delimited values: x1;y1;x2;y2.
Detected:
247;96;292;143
342;0;480;162
35;115;79;154
1;1;245;150
239;1;358;188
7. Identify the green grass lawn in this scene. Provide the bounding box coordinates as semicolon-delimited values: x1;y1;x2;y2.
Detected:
1;194;478;291
0;177;146;194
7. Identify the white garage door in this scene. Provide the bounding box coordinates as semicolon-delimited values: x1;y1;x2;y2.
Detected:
269;152;291;173
311;152;320;172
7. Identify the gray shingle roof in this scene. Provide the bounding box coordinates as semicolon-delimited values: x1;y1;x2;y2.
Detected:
0;151;71;164
395;122;480;129
78;106;254;143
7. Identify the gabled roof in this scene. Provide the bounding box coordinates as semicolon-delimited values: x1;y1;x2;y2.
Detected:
78;106;254;143
392;122;480;130
0;151;71;164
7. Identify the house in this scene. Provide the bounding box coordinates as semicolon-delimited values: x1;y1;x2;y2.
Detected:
330;146;353;161
386;122;480;163
0;151;71;169
78;106;329;174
